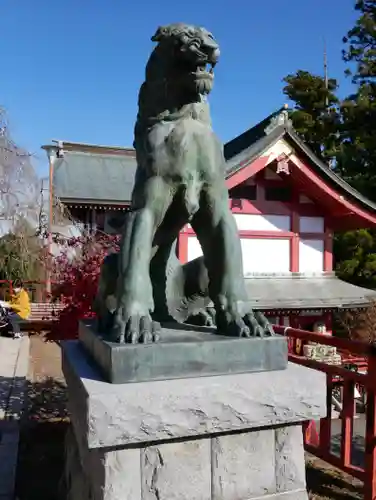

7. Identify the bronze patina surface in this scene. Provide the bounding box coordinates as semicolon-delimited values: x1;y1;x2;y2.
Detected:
94;23;275;345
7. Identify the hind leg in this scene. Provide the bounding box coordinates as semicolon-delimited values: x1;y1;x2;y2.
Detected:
111;176;175;343
191;181;274;338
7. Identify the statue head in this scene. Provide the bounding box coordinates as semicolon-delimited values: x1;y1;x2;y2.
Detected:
149;23;220;96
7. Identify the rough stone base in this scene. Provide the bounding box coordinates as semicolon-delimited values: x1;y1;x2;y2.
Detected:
65;423;309;500
62;340;326;500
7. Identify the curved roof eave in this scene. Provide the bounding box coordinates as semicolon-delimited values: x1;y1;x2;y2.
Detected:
224;120;376;221
284;127;376;215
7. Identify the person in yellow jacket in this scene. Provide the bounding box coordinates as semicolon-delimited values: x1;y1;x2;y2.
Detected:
4;279;31;338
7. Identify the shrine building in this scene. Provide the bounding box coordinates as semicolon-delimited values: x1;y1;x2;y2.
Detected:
42;107;376;332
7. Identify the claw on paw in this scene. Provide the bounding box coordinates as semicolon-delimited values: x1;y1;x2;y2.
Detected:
216;310;250;338
215;307;275;338
112;312;161;344
243;311;275;337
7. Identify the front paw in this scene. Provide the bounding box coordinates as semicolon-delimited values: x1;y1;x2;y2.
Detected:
216;309;251;337
186;307;216;327
216;309;274;338
110;311;161;344
243;311;275;337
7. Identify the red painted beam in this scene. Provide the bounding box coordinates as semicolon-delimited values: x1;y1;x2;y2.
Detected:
226;156;270;190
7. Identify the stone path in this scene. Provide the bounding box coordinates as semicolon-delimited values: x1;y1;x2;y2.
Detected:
0;335;29;500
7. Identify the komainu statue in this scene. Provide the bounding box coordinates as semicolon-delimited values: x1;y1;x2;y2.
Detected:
94;23;274;343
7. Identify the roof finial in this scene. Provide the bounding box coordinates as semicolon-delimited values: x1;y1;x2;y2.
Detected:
264;106;292;135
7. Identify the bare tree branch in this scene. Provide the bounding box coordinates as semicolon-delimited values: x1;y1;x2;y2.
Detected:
0;107;40;227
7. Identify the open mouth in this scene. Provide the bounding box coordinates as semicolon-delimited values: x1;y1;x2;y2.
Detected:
193;62;215;79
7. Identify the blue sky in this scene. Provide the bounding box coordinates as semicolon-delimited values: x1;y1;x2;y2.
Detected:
2;0;357;176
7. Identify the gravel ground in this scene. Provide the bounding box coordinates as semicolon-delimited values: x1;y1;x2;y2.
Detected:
13;335;364;500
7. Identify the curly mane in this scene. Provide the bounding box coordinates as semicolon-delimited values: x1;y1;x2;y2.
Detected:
134;24;218;146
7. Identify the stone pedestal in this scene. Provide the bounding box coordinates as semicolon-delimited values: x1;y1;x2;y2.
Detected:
62;340;326;500
79;320;288;383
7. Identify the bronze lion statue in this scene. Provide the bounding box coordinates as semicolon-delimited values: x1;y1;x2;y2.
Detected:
94;23;274;343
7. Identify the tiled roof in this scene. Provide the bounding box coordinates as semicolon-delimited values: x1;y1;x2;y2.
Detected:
244;273;376;309
53;151;137;204
224;109;376;215
50;107;376;214
224;107;286;160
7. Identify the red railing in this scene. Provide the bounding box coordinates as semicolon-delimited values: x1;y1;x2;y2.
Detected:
274;325;376;500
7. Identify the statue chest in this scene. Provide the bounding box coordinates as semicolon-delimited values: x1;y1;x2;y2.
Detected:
145;117;224;184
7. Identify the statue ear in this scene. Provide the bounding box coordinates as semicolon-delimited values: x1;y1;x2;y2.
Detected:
151;26;168;42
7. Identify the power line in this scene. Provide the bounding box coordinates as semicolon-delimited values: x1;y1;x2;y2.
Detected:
324;37;329;108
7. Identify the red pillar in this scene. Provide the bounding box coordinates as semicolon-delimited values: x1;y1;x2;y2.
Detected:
324;226;333;271
290;211;299;272
341;380;355;468
177;231;188;264
364;355;376;500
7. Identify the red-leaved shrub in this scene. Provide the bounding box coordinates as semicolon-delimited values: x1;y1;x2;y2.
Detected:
49;233;120;339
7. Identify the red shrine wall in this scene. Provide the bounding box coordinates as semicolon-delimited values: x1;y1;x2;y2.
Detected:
177;165;334;337
177;167;333;274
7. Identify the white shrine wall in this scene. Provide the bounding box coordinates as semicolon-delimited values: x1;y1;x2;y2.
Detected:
233;214;290;232
299;239;324;272
185;213;327;274
241;238;290;274
187;236;203;261
299;216;324;233
181;152;332;275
